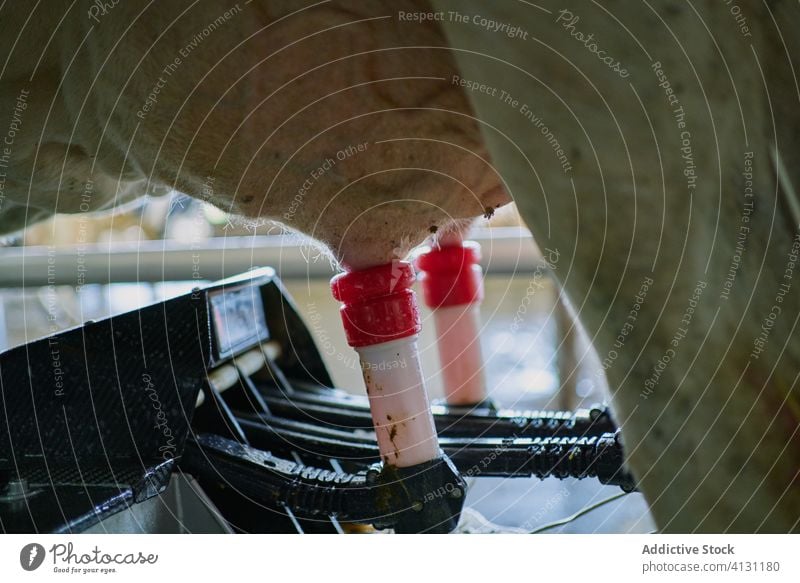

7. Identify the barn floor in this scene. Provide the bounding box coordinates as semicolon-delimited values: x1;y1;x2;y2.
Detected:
0;273;655;534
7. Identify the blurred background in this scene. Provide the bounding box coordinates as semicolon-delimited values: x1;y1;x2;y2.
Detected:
0;194;654;533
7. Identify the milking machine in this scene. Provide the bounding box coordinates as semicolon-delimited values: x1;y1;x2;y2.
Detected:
0;261;635;534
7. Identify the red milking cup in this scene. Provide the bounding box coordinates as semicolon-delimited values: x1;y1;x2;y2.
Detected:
331;262;439;467
415;241;488;406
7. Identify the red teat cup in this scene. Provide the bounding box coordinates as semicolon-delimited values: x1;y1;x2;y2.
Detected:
415;242;488;406
331;262;439;467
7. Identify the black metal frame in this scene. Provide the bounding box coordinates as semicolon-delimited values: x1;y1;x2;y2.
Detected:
0;267;634;534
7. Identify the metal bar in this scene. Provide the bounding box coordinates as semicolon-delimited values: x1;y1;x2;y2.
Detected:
556;289;580;411
0;228;548;286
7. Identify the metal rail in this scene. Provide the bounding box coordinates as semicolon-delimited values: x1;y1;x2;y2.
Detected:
0;228;547;286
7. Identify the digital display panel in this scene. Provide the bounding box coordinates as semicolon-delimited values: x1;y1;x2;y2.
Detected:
208;284;269;361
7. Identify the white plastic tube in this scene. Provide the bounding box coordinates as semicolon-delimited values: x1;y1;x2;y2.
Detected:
431;303;486;406
331;261;441;468
356;336;439;467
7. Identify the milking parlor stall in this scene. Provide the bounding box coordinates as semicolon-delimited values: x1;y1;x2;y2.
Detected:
0;1;799;580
